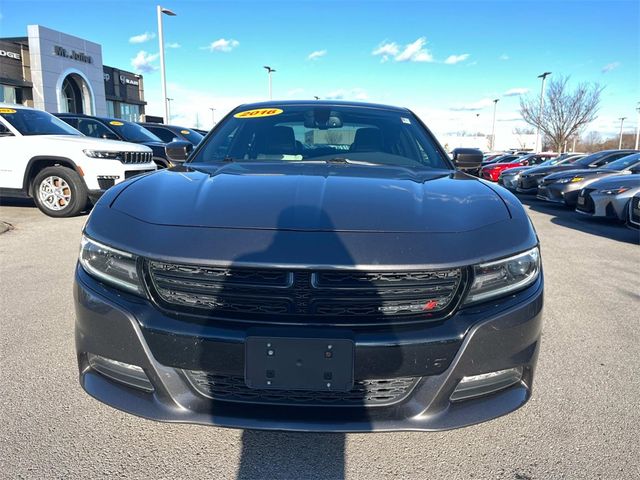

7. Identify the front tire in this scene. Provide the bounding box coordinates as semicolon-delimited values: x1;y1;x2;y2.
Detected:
32;166;88;217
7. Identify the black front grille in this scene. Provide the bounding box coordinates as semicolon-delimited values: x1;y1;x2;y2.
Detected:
97;178;115;190
185;372;419;407
576;188;596;213
121;151;152;164
146;262;465;325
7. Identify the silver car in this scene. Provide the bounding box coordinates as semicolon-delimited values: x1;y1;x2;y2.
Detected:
499;154;585;191
575;174;640;220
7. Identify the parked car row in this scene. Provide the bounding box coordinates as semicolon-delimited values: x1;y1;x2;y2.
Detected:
0;103;204;217
488;149;640;229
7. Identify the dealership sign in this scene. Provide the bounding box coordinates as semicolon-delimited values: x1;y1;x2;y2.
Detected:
53;45;93;64
119;75;139;86
0;49;21;61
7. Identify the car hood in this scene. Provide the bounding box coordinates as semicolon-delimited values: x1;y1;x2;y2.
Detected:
588;174;640;190
501;166;531;175
38;135;151;152
545;168;616;181
522;164;581;176
111;163;511;233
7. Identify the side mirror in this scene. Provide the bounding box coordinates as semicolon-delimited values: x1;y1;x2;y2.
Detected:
165;141;193;163
451;148;483;171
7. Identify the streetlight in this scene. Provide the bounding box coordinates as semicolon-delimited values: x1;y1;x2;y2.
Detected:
209;107;217;127
157;5;176;124
635;102;640;150
618;117;627;149
535;72;551;152
263;66;276;100
491;99;499;150
166;97;173;123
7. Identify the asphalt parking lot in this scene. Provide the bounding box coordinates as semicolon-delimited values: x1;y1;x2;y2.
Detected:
0;197;638;480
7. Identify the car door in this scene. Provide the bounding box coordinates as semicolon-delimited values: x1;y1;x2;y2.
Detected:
0;119;26;188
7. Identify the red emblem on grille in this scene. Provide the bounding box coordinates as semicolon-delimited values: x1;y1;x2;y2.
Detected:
423;300;438;311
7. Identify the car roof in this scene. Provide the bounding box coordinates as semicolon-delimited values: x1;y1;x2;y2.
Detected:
55;112;135;124
233;99;410;113
0;102;36;111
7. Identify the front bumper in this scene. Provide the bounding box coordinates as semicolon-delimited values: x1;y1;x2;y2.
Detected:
516;177;542;194
576;191;629;220
537;184;581;206
74;266;543;432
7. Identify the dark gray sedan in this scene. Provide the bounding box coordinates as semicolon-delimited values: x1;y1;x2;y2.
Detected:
537;153;640;207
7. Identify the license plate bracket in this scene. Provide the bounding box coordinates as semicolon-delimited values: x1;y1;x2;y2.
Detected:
245;337;354;391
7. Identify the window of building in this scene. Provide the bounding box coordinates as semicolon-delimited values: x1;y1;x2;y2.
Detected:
106;100;116;118
0;85;19;104
119;103;141;122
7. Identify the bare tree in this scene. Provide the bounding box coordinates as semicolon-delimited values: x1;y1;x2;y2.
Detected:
519;76;603;152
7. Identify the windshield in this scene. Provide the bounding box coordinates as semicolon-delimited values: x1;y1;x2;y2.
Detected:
0;108;80;136
177;127;203;144
603;153;640;170
573;151;611;167
107;120;162;143
190;105;450;169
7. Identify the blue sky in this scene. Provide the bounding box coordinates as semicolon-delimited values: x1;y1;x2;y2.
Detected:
0;0;638;139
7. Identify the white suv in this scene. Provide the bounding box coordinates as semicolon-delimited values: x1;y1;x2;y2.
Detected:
0;104;156;217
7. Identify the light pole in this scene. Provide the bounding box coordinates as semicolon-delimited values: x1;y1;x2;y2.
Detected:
491;99;499;150
166;98;173;124
635;103;640;150
209;107;216;127
618;117;627;149
263;66;276;100
535;72;551;152
157;5;176;124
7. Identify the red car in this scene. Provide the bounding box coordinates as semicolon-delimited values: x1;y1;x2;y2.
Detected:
480;153;558;182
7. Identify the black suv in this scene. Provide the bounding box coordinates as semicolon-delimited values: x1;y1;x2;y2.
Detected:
74;101;543;432
56;114;193;168
137;122;204;146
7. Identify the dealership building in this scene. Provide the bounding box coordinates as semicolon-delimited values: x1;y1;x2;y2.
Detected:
0;25;147;121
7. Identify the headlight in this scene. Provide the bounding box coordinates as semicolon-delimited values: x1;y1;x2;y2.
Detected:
464;247;540;304
597;187;629;195
79;236;143;294
83;150;122;160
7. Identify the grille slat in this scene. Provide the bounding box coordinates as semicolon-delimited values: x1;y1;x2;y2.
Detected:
147;261;464;325
185;372;419;407
121;151;152;164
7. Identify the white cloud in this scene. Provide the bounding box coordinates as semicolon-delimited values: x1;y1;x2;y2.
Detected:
287;88;305;97
204;38;239;52
395;37;433;62
166;42;181;49
503;87;530;97
307;49;327;60
131;51;159;73
499;54;510;61
129;32;156;44
601;62;620;73
450;98;495;111
323;88;368;101
444;54;470;65
372;38;433;63
372;42;400;62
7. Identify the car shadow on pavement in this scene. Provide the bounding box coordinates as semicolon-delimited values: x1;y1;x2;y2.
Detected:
236;431;345;480
0;197;36;208
519;196;639;245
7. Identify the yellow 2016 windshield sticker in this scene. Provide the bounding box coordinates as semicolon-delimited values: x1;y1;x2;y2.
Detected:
180;130;190;134
109;120;124;126
0;108;17;114
234;108;283;119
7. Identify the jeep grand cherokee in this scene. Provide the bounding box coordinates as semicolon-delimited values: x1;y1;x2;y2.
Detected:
74;101;543;432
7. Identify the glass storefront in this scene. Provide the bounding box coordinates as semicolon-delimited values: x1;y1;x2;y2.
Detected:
0;84;22;104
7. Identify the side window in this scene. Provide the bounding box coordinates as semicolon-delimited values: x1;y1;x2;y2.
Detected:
0;122;13;137
77;119;116;139
147;126;176;143
594;153;625;167
61;117;79;129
